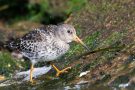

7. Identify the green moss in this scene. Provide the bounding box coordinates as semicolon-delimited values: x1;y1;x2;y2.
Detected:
98;31;124;48
65;0;88;14
0;51;26;77
85;31;101;49
64;31;100;60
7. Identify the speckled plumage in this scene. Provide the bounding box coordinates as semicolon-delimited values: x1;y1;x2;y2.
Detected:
7;24;89;83
8;24;77;64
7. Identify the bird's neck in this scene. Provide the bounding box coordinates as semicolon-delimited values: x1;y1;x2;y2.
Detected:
54;30;66;43
54;38;70;51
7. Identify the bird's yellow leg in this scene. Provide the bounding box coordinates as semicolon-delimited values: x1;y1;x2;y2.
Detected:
0;75;5;80
30;64;34;84
51;63;71;77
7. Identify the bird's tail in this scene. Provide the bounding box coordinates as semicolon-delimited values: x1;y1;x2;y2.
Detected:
0;38;19;52
0;41;5;50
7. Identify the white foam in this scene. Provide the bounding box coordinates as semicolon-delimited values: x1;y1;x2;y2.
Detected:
79;71;90;77
16;66;52;81
77;80;89;85
119;82;130;88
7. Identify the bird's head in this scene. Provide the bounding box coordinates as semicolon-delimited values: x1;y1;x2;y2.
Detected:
57;24;90;51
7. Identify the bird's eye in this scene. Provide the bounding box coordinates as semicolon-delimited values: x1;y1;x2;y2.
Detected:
67;30;72;34
67;30;70;33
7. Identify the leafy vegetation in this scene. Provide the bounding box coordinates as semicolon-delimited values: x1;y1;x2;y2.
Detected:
0;51;25;77
0;0;87;24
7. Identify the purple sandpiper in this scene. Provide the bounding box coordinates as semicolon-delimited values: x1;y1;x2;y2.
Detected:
8;24;89;83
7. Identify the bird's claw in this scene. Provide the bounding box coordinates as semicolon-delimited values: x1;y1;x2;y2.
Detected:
56;67;71;77
0;75;5;81
29;79;37;85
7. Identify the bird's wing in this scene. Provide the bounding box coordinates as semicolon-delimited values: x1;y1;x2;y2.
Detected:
7;25;57;52
7;30;41;51
22;25;57;41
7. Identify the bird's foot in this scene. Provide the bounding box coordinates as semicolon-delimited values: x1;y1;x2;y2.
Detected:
29;79;37;85
0;75;5;81
56;67;71;77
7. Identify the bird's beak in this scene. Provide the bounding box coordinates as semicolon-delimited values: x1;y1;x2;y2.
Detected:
73;35;90;51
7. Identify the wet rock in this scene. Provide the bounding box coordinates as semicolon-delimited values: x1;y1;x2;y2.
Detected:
1;0;135;90
109;75;130;87
79;71;90;77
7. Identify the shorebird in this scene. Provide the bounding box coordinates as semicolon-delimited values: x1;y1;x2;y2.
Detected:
8;24;89;83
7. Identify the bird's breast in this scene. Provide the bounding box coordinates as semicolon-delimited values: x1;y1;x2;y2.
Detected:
39;41;70;61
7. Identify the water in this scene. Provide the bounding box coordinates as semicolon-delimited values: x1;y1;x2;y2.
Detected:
1;78;135;90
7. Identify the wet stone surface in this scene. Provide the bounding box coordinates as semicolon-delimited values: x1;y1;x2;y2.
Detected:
0;0;135;90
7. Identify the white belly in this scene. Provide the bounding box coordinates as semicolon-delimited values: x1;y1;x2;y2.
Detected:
23;40;70;63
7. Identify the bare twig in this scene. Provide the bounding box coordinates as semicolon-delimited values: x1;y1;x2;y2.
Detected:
79;46;124;58
0;5;9;11
74;42;135;60
64;14;73;24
